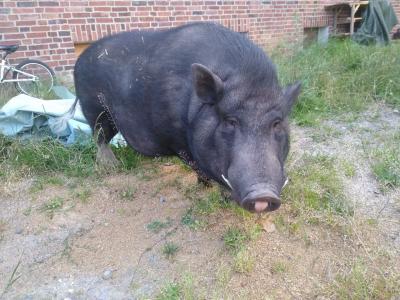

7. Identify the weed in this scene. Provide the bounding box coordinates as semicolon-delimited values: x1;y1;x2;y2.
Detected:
74;188;91;203
181;208;205;230
119;187;136;201
162;242;179;259
22;207;32;216
216;263;232;288
273;214;286;231
371;137;400;188
0;253;23;297
194;188;229;215
180;273;197;300
233;250;255;273
271;261;287;274
246;223;263;240
147;218;173;233
342;160;357;178
223;227;249;254
156;282;181;300
112;145;145;170
38;197;63;218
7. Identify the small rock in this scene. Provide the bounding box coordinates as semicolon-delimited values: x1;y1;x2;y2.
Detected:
160;196;166;203
102;269;113;280
394;109;399;114
15;227;24;234
104;223;109;227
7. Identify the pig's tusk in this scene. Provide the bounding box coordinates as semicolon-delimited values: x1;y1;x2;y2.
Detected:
283;177;289;190
221;174;233;190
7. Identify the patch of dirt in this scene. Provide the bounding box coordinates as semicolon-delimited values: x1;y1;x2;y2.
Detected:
0;104;399;299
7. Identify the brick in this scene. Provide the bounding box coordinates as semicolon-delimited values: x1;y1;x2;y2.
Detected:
39;1;60;6
17;2;36;7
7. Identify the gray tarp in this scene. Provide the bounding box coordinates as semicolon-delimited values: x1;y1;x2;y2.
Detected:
352;0;398;45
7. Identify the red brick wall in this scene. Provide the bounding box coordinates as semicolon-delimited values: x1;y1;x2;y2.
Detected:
1;1;399;77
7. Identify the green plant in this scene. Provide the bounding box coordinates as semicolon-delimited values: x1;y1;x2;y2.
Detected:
233;250;255;273
223;227;248;254
147;218;173;233
74;188;92;203
38;197;64;218
181;208;204;230
119;187;136;200
156;282;181;300
371;143;400;188
271;261;287;274
162;242;179;259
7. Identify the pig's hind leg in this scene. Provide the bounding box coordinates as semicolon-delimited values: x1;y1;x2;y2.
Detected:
94;111;120;168
81;99;119;168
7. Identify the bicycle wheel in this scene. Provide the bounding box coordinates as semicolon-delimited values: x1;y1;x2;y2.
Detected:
13;59;55;98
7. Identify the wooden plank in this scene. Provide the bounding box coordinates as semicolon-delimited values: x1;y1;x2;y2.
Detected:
325;1;368;10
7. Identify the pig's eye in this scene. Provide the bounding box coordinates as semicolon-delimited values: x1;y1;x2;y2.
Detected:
272;119;282;129
224;117;238;128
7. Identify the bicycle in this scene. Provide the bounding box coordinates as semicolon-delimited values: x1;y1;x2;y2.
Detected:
0;44;56;98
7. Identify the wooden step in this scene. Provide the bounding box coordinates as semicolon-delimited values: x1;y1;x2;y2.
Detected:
336;17;363;24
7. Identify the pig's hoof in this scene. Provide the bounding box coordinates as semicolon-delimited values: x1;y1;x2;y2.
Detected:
96;145;120;169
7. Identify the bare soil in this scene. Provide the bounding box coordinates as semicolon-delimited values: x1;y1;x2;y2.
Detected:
0;104;399;299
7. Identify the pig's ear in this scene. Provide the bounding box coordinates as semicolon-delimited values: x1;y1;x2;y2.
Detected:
282;81;301;115
191;63;223;104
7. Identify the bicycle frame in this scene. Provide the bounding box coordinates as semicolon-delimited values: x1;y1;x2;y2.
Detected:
0;59;38;83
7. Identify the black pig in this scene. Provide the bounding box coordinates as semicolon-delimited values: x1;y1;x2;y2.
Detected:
73;22;301;213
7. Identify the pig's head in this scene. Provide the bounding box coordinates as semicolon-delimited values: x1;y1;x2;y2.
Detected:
188;62;301;213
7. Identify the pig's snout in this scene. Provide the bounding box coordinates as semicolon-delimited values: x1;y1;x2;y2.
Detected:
241;184;281;212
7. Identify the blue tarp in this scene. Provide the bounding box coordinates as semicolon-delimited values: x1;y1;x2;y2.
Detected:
0;93;125;146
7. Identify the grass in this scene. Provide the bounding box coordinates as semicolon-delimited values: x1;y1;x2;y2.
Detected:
328;262;400;299
342;160;357;178
147;218;173;234
29;176;64;193
283;154;353;218
155;274;198;300
0;135;146;179
370;132;400;188
74;188;92;203
223;227;249;254
38;197;64;218
271;261;287;274
119;187;136;201
162;242;179;259
0;84;19;107
156;282;181;300
181;187;231;230
273;39;400;126
233;250;255;274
